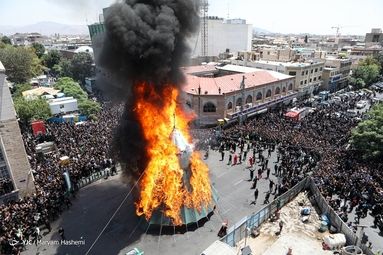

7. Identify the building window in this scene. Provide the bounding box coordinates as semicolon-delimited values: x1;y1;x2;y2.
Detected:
203;102;216;112
305;70;308;75
310;78;312;82
266;89;272;98
256;92;262;100
314;77;317;81
319;76;321;80
246;95;253;104
288;83;293;90
315;68;318;72
320;67;323;71
300;81;303;85
282;87;286;93
304;80;307;84
227;102;233;110
236;98;242;107
288;71;296;76
311;69;313;73
186;100;192;108
301;71;304;76
275;87;281;95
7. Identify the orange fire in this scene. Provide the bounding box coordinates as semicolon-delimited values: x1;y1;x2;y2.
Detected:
134;82;212;225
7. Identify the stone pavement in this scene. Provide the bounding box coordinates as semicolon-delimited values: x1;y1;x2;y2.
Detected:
21;148;281;255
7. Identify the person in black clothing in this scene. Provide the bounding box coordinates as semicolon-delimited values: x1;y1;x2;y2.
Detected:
251;177;257;189
250;188;259;205
266;168;271;179
249;168;254;181
221;151;225;161
58;227;65;240
269;180;275;192
264;192;270;204
227;154;232;165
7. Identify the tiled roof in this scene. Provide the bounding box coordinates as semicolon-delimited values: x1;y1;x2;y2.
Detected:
183;71;291;95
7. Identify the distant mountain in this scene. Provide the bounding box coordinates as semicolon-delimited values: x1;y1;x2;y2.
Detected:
253;27;272;35
0;21;89;36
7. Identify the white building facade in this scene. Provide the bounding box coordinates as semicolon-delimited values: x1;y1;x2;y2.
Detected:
190;17;252;57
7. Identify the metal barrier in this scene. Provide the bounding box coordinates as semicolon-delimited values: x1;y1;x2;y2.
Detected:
220;177;375;255
308;178;375;255
76;169;116;189
220;177;309;246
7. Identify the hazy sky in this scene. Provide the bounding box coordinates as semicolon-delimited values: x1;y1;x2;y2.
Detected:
0;0;382;35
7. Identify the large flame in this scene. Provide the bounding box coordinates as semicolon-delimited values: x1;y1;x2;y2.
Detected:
135;82;212;225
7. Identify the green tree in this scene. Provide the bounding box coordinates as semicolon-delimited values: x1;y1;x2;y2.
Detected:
1;36;12;45
350;57;381;88
0;45;42;83
70;52;94;84
14;97;51;123
42;49;61;69
351;103;383;159
53;77;101;116
54;77;88;100
12;83;32;98
374;52;383;75
78;99;101;116
58;59;73;78
31;42;45;58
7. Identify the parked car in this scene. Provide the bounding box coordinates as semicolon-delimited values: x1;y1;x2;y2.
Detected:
356;100;367;109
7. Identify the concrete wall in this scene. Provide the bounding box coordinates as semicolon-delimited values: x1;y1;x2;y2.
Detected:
190;18;252;57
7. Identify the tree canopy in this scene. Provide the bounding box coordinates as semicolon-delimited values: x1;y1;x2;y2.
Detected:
54;77;88;100
78;99;101;117
14;97;51;123
0;45;42;83
69;52;94;84
54;77;101;116
31;42;45;58
12;83;32;98
1;36;12;45
42;49;61;70
351;103;383;159
350;57;381;89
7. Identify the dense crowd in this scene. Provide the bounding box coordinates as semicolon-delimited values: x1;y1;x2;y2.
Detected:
0;178;14;197
198;90;383;246
0;102;123;254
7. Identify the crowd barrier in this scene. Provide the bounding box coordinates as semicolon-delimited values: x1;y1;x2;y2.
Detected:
75;169;117;190
220;177;309;246
220;177;375;255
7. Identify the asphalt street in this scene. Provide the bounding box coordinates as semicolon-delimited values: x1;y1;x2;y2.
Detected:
21;92;383;255
22;149;280;255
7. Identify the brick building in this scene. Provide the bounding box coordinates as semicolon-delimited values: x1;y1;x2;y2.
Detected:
182;65;297;126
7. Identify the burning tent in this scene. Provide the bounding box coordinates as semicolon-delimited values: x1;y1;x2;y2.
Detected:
99;0;217;226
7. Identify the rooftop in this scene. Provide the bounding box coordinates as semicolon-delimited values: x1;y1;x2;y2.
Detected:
0;62;16;122
183;69;293;95
255;60;324;68
180;65;217;75
22;87;60;98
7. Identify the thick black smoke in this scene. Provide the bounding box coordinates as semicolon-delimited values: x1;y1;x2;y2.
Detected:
98;0;199;178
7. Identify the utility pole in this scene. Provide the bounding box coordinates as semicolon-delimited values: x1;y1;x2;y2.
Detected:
239;75;246;125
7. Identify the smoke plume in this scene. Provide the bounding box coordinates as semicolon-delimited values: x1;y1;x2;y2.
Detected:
99;0;199;177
